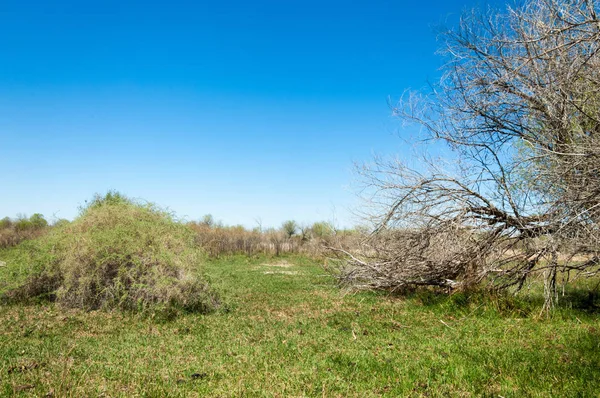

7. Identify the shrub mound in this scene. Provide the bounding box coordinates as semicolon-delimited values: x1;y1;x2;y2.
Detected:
4;193;219;315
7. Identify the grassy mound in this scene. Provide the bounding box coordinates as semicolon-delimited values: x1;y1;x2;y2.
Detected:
2;193;219;315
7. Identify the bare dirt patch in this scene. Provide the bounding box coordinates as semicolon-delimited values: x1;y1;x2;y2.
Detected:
261;260;293;268
263;271;299;275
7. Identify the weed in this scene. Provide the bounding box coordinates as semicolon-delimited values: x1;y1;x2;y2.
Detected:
1;193;219;316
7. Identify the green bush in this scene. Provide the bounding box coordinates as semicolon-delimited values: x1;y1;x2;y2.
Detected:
0;217;12;230
84;190;131;210
4;193;219;316
29;213;48;229
11;214;48;232
13;219;34;232
311;221;334;239
281;220;297;238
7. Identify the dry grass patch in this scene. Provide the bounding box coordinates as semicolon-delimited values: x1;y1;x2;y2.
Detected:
262;260;293;268
263;270;300;275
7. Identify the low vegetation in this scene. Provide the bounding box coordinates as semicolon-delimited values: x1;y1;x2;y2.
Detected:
1;0;598;395
1;193;219;316
0;190;598;395
189;218;358;258
0;255;598;396
0;214;53;249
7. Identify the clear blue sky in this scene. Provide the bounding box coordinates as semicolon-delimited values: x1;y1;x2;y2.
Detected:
0;0;504;228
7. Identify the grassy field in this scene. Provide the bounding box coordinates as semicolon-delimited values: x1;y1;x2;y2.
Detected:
1;254;599;397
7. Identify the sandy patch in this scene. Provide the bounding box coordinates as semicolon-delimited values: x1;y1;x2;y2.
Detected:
263;271;300;275
261;260;293;268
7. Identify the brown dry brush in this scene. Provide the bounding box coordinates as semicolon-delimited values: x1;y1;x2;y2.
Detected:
330;224;482;292
0;216;51;249
188;222;359;259
0;228;47;249
188;224;301;257
336;0;600;310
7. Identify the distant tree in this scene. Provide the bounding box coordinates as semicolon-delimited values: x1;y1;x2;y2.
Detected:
13;214;32;232
201;214;215;228
311;221;334;239
299;224;312;241
281;220;298;238
29;213;48;229
0;217;12;229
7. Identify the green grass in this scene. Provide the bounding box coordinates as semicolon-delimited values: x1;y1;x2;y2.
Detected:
0;254;599;397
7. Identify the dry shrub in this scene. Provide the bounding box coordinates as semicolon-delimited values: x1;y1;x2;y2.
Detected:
188;222;360;259
189;224;304;257
190;224;267;257
4;194;219;315
330;224;487;292
0;228;47;249
0;215;51;249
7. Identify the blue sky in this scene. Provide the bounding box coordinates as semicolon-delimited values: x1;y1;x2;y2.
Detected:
0;0;504;228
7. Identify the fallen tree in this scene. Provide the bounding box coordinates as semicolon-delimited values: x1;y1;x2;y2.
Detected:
338;0;600;310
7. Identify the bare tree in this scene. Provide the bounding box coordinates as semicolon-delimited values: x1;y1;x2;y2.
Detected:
339;0;600;310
